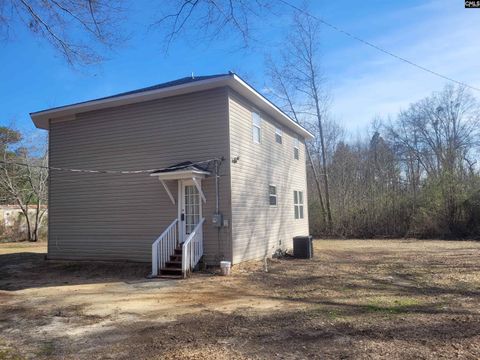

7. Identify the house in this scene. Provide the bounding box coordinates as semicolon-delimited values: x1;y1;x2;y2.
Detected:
0;205;47;239
30;73;313;277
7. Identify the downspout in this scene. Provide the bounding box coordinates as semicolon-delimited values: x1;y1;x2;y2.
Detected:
215;160;219;214
215;159;221;261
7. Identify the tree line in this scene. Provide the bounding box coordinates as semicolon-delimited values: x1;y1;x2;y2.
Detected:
306;85;480;239
265;12;480;239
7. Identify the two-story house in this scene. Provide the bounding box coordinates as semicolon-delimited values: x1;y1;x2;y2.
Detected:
30;73;313;277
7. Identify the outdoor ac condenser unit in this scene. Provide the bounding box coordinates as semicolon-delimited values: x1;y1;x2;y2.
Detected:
293;236;314;259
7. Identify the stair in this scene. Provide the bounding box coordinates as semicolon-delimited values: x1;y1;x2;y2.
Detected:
159;246;183;278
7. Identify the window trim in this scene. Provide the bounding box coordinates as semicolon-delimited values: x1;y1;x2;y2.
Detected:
252;110;262;144
269;184;277;207
294;136;300;160
294;190;304;219
275;127;283;144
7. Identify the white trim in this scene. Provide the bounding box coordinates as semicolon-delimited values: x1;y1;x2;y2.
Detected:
252;110;261;144
294;190;304;219
178;180;183;242
269;184;277;207
30;74;314;139
159;179;175;205
192;177;206;203
150;169;210;180
230;74;314;139
275;127;283;144
151;218;178;276
31;75;232;129
293;135;300;160
179;179;203;241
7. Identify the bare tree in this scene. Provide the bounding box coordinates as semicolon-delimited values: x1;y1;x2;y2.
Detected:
387;84;480;235
1;1;294;64
153;0;282;50
267;57;327;228
266;10;333;232
1;0;124;65
389;85;480;177
23;139;48;241
0;127;48;241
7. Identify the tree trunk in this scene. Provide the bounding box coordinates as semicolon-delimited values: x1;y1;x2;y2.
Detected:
306;146;327;227
16;199;33;241
33;199;41;242
315;109;333;232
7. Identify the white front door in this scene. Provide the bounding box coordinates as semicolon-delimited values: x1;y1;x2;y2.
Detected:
179;180;202;242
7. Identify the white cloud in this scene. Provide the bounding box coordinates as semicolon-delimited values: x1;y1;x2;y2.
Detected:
326;0;480;134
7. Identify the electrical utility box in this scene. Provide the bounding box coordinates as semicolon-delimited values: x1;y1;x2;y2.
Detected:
212;213;223;228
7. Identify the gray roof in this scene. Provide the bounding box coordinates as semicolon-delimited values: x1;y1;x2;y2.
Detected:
31;73;231;115
30;72;314;139
151;161;209;174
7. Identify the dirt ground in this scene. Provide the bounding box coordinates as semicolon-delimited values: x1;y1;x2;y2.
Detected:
1;240;479;359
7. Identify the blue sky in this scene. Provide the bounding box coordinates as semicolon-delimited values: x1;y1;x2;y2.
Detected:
1;0;479;137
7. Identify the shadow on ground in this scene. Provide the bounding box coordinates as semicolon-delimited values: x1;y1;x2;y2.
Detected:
1;240;480;359
24;306;480;359
0;252;151;290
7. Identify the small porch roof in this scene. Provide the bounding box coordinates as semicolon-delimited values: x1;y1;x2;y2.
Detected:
150;161;210;205
150;161;210;180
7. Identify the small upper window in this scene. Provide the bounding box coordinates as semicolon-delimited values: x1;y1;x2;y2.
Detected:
294;136;300;160
252;111;261;144
269;185;277;206
275;127;283;144
294;190;304;219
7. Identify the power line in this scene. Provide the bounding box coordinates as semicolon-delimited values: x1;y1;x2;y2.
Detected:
278;0;480;92
0;158;221;175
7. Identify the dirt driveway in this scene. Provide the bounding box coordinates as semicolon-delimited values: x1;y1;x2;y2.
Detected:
1;240;479;359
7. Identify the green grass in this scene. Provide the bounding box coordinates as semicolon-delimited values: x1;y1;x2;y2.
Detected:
326;310;341;319
365;298;421;314
0;345;24;360
35;341;55;357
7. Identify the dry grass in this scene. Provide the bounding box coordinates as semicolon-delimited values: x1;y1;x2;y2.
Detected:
0;239;479;359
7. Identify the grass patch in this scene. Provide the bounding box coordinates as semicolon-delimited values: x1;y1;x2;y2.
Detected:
365;298;420;314
307;306;344;320
0;350;24;360
326;310;341;319
36;341;55;357
0;342;24;360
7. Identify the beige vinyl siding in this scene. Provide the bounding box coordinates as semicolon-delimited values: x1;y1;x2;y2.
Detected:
228;90;309;264
49;88;231;263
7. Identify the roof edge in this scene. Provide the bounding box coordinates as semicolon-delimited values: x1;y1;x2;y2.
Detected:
30;73;314;139
30;74;233;129
229;74;314;140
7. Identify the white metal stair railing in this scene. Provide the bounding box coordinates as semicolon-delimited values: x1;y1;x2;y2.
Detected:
151;219;178;276
182;217;205;278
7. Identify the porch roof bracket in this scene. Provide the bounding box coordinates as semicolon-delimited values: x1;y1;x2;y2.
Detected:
192;177;206;203
159;179;175;205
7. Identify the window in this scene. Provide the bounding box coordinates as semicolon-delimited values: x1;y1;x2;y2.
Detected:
269;185;277;206
252;111;261;144
275;127;283;144
294;190;304;219
294;136;300;160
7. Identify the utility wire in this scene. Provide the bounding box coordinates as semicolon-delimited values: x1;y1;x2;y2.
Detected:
278;0;480;92
0;158;221;175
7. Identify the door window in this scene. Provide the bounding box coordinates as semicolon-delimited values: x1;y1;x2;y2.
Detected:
184;184;200;234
